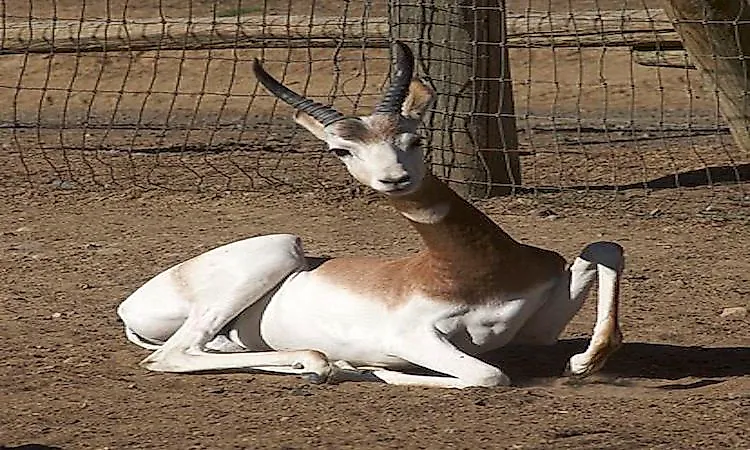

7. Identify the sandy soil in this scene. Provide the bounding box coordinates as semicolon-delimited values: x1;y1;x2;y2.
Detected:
1;1;749;449
0;183;748;449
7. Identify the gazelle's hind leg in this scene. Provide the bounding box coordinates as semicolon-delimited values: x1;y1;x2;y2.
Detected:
124;326;163;351
514;241;624;377
120;234;334;382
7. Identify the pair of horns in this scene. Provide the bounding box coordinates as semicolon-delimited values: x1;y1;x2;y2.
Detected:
252;42;414;127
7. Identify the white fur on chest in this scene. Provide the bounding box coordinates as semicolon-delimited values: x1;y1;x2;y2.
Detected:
435;297;545;353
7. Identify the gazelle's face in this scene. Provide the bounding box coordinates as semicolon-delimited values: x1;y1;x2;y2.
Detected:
253;42;436;196
325;115;425;195
294;97;432;195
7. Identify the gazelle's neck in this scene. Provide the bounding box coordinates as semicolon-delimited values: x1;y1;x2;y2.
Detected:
389;174;518;260
310;173;565;305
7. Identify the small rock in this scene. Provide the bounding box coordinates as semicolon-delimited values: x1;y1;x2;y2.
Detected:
623;191;642;200
289;387;313;396
535;208;559;219
720;306;748;319
50;179;77;190
51;312;62;319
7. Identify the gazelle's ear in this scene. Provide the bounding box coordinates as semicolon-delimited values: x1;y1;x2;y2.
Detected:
401;79;436;121
294;111;327;141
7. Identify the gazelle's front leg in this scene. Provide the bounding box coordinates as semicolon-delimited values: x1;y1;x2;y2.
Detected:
322;361;477;388
137;234;334;381
369;329;511;388
514;241;624;377
565;242;624;376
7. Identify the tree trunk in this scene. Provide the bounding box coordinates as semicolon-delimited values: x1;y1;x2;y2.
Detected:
391;0;520;198
661;0;750;152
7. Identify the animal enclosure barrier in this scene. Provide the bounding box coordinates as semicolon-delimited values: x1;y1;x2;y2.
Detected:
0;0;748;217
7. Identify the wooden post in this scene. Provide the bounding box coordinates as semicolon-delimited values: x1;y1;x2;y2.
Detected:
662;1;750;151
0;16;391;53
391;0;520;198
0;11;685;54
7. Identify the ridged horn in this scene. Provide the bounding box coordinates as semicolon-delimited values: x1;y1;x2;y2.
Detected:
253;58;345;127
374;41;415;115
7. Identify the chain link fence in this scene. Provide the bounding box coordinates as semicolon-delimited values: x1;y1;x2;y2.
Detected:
0;0;748;217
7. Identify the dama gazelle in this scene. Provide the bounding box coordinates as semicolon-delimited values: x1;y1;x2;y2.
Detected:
117;42;624;388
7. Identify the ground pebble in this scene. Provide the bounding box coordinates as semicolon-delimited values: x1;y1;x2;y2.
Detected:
720;306;748;319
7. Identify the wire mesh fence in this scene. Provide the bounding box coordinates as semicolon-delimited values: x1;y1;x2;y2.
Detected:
0;0;748;217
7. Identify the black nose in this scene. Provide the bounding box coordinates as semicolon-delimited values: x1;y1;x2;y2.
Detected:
379;174;411;185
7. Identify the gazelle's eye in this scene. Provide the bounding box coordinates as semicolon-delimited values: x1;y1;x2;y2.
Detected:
330;148;351;157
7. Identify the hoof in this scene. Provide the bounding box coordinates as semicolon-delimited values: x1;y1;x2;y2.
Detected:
562;361;581;377
301;371;331;385
139;354;168;372
565;350;613;378
565;353;598;377
566;334;623;378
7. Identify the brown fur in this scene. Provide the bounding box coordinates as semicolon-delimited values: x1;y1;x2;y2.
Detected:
401;80;435;120
314;174;567;307
329;115;402;145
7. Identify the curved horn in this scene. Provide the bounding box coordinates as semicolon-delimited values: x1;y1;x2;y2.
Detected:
374;41;415;115
253;59;345;126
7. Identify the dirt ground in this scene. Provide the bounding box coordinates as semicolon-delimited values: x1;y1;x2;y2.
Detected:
1;0;749;449
1;179;749;450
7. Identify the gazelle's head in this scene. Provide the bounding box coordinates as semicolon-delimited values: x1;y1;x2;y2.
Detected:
253;42;435;196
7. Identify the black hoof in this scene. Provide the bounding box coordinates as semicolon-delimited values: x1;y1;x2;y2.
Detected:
301;372;328;384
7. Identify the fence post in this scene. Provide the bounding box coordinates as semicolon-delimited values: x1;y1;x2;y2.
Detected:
391;0;520;198
662;1;750;153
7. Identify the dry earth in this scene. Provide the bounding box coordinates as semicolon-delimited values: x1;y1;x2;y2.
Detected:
1;1;749;449
0;183;748;449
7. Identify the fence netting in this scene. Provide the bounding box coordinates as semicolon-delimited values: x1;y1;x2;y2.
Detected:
0;0;748;218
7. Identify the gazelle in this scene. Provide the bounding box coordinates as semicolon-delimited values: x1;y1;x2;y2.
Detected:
117;42;624;388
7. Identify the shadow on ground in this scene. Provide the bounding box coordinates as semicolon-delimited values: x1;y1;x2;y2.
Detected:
1;445;63;450
486;339;750;383
524;162;750;192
